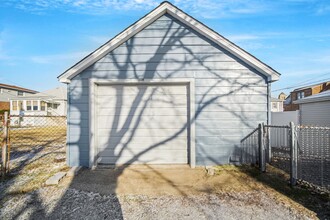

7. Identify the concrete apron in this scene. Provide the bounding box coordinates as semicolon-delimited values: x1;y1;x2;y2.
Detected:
62;164;217;196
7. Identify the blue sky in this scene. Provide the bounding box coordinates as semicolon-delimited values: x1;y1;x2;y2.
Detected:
0;0;330;96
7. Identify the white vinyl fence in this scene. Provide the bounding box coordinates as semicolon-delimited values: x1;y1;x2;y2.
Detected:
271;110;300;125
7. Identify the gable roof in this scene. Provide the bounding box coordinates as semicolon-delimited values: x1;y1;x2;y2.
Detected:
0;83;38;94
58;1;280;83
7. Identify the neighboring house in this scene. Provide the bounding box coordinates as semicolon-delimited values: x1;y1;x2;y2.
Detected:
58;2;280;167
284;81;330;111
294;90;330;126
271;97;284;112
0;83;38;112
278;92;287;101
10;87;67;117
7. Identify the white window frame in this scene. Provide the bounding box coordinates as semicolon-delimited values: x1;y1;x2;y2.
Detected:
17;91;24;96
297;91;304;100
32;100;38;111
40;101;46;111
12;100;18;111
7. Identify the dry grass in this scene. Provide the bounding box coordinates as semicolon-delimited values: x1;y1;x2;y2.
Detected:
0;126;68;204
9;126;66;150
214;164;329;218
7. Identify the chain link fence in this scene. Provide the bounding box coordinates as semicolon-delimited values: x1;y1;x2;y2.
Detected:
297;126;330;189
7;115;67;169
241;123;330;191
9;115;67;149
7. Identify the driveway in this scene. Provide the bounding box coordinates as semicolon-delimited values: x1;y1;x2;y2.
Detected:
1;165;320;219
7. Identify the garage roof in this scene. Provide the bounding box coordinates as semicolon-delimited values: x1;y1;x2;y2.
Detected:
294;90;330;104
58;1;281;83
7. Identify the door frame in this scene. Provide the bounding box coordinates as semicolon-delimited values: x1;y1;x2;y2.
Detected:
89;79;196;168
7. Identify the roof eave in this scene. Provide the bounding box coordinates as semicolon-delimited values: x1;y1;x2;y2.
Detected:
294;97;330;104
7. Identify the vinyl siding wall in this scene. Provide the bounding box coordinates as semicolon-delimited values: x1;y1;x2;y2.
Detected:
300;101;330;126
67;14;268;166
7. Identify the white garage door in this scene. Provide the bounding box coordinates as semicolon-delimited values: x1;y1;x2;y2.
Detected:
96;84;188;164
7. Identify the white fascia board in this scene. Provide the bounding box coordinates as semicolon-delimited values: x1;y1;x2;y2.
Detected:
58;2;280;83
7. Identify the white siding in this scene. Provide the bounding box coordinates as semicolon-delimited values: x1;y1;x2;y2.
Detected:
300;101;330;126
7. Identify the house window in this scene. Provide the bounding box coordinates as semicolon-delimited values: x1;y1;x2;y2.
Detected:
17;91;24;96
47;103;59;109
272;102;278;109
297;91;304;99
41;101;46;111
12;101;18;111
33;101;38;110
26;101;32;110
12;101;23;111
19;101;24;110
0;88;2;93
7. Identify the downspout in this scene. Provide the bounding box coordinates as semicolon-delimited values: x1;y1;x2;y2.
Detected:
66;83;70;166
267;78;271;125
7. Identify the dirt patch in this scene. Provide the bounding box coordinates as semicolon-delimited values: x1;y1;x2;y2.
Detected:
64;165;269;196
1;164;322;220
62;164;322;218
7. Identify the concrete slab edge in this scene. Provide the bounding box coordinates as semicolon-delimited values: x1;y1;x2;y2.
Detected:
67;166;82;177
45;172;67;186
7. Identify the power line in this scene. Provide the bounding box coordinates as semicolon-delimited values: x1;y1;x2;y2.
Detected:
289;72;330;87
272;76;330;93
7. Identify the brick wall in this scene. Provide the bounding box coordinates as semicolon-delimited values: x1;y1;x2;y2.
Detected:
0;101;10;111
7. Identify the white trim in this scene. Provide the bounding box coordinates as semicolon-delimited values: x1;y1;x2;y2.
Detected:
58;2;280;83
89;78;196;168
89;79;97;167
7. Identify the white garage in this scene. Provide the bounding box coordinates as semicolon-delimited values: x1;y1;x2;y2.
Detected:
91;81;193;165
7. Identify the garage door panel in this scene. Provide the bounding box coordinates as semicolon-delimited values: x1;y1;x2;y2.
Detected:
98;107;187;116
98;136;186;145
97;115;187;129
98;149;187;158
98;128;187;137
97;95;187;107
97;85;187;95
96;84;188;165
99;155;188;164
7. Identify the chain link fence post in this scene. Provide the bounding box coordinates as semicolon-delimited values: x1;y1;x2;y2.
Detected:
1;111;9;177
258;123;266;172
290;121;298;186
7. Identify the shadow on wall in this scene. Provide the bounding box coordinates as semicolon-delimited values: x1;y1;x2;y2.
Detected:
10;13;269;218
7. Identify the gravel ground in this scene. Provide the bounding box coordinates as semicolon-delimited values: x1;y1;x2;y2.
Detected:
0;186;312;220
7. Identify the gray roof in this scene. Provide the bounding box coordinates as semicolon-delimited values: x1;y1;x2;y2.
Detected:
0;83;38;93
271;97;283;102
12;87;67;101
293;90;330;104
293;81;330;92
